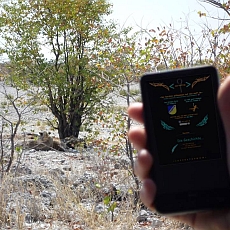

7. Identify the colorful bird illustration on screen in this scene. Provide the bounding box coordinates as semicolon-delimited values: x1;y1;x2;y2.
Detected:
196;115;209;127
161;120;175;130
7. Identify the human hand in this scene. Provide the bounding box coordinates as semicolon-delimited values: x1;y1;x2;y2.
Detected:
128;76;230;230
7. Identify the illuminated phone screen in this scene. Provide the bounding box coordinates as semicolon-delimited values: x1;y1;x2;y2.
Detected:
147;74;221;165
141;67;230;213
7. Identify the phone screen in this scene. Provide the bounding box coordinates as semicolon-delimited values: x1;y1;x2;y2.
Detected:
141;66;230;213
149;74;220;165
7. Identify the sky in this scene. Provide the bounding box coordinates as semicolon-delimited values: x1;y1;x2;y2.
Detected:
108;0;226;30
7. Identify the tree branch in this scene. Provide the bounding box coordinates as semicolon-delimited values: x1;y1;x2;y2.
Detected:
199;0;230;17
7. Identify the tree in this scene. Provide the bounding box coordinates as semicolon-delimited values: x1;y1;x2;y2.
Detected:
0;79;37;177
198;0;230;78
0;0;116;139
89;28;156;205
199;0;230;16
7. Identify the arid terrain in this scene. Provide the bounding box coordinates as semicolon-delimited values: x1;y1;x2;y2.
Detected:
0;82;193;229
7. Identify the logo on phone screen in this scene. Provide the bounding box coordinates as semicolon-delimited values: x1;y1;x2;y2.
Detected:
168;105;177;115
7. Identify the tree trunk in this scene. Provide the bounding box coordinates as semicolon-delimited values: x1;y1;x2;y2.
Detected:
57;112;82;139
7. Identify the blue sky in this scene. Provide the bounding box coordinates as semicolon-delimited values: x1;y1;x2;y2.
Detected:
109;0;226;30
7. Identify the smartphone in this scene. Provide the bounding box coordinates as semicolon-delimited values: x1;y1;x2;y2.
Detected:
140;66;230;214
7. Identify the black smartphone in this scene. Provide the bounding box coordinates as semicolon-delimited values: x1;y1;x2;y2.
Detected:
140;66;230;214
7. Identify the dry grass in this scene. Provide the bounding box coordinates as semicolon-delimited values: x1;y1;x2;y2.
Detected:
0;155;192;230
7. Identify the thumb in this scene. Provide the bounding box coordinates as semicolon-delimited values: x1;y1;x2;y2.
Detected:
218;76;230;165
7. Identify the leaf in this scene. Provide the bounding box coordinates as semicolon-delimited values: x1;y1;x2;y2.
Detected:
108;202;117;212
15;146;22;152
95;183;101;188
198;11;206;17
128;189;133;195
103;196;111;205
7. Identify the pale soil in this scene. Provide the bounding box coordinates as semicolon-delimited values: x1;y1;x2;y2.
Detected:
0;82;194;229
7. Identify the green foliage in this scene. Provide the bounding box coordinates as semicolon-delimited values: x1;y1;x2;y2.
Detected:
103;195;117;221
15;146;22;153
0;0;118;139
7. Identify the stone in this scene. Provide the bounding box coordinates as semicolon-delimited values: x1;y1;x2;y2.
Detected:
137;209;148;222
151;217;163;228
94;203;105;213
63;166;71;171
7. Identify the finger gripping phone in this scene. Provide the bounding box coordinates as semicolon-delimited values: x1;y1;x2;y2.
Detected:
141;66;230;214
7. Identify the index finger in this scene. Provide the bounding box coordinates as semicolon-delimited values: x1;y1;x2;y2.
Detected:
127;102;144;124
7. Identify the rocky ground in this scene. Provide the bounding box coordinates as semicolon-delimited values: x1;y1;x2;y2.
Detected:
0;82;194;229
2;147;193;230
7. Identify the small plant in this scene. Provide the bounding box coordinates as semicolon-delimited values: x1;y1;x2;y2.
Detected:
103;195;117;221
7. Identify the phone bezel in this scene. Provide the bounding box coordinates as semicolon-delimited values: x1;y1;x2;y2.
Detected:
140;66;230;214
